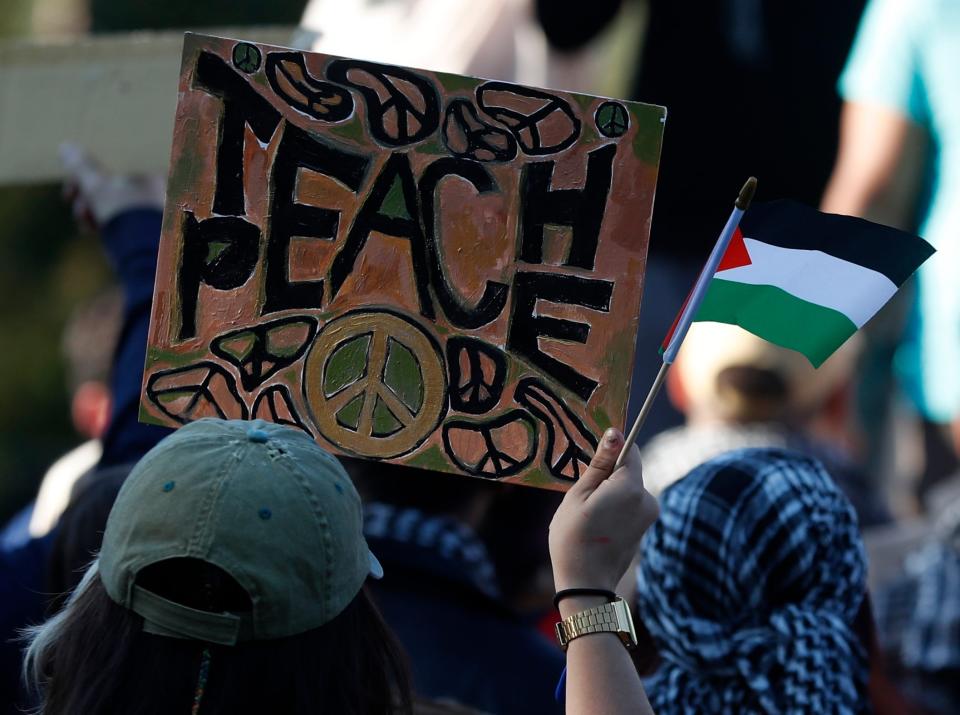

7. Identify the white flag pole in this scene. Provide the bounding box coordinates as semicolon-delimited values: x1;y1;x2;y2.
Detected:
614;177;757;470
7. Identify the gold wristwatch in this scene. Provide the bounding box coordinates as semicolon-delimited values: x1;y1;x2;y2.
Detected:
554;597;638;651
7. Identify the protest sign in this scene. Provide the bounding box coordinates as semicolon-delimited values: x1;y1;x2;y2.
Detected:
141;33;665;489
0;28;292;185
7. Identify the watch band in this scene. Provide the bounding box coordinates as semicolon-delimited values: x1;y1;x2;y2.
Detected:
553;588;617;609
554;597;638;651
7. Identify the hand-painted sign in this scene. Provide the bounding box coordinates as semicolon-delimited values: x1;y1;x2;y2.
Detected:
141;33;665;490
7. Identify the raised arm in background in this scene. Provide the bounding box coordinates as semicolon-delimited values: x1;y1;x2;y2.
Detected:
821;101;926;228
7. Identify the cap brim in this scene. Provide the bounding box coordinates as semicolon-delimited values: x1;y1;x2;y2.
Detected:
368;550;384;580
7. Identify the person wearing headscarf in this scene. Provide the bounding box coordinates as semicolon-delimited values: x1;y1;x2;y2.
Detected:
637;448;870;713
640;323;889;528
873;490;960;712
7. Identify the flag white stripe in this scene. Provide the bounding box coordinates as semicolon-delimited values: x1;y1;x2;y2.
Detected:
717;238;898;328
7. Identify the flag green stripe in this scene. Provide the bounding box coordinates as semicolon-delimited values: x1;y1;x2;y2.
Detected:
696;279;858;367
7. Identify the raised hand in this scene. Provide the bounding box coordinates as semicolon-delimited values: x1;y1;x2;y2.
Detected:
549;428;658;592
59;143;165;229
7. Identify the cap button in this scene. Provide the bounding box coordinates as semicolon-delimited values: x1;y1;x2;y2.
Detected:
247;427;270;444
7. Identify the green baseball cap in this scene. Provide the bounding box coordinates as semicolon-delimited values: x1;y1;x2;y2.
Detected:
99;418;382;645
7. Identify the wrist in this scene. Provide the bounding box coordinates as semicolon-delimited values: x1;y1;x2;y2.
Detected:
554;572;618;593
558;594;609;619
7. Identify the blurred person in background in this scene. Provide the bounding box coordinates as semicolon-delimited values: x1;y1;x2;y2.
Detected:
296;0;529;82
874;494;960;713
55;145;172;469
822;0;960;507
347;460;565;715
0;286;120;714
870;403;960;713
640;322;890;527
636;448;916;714
537;0;869;441
0;146;170;714
0;289;120;553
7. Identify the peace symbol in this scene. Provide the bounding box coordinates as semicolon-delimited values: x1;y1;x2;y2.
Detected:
442;99;517;162
232;42;262;74
326;60;441;146
446;337;507;414
476;82;581;155
442;410;538;479
595;101;629;138
303;311;447;458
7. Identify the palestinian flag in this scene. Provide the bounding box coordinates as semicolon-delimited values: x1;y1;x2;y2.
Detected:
663;200;934;367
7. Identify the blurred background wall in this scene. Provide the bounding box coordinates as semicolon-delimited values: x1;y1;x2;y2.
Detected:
0;0;306;522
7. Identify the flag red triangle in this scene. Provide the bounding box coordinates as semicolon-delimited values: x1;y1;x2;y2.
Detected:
659;227;752;353
717;227;751;271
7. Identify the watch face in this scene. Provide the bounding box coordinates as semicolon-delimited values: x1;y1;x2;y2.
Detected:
612;598;639;649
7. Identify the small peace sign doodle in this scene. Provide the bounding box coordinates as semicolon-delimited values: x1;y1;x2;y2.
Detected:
252;384;313;436
446;337;507;414
265;52;354;122
211;316;318;392
145;362;248;424
442;410;538;479
303;310;447;459
476;82;580;156
514;377;598;481
595;101;629;138
442;99;517;162
326;60;440;147
232;42;262;74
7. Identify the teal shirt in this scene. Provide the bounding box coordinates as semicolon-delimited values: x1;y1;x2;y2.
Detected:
841;0;960;420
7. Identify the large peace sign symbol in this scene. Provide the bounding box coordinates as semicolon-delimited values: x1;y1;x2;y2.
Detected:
303;310;447;458
326;60;440;147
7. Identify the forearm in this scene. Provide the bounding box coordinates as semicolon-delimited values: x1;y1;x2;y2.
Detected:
821;102;926;230
98;208;172;467
560;596;653;715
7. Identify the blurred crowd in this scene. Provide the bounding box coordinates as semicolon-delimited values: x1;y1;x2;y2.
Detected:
2;0;960;713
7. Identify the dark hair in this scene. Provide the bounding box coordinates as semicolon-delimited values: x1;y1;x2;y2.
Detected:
27;560;412;715
343;457;499;516
715;365;790;422
46;463;132;608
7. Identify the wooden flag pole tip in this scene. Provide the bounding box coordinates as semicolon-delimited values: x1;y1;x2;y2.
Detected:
735;176;758;210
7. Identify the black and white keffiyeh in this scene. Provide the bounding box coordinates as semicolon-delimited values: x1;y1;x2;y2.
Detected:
637;448;870;714
875;491;960;675
363;501;500;599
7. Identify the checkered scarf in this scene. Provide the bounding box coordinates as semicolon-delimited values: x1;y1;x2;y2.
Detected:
637;448;869;714
363;501;500;599
875;541;960;672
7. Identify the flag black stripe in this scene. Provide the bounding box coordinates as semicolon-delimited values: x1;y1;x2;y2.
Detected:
741;200;934;287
